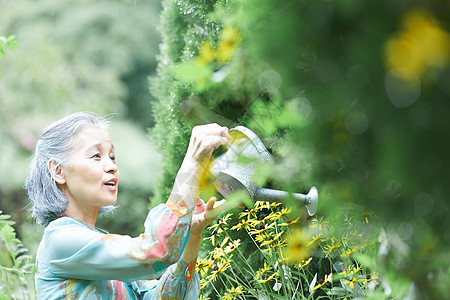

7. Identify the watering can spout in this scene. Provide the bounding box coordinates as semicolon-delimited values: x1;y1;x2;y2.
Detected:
254;186;318;216
211;126;319;216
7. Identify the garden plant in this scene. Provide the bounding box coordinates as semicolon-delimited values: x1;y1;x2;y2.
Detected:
150;0;450;299
0;0;449;298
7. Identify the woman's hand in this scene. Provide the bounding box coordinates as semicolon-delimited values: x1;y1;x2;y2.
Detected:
182;123;231;172
170;124;230;207
190;197;226;236
179;197;226;263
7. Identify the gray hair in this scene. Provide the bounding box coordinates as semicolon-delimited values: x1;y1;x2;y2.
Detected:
25;112;115;227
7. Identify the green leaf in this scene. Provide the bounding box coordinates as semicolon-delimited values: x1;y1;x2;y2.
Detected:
171;62;212;82
6;35;16;42
0;45;5;57
0;214;12;220
7;40;19;51
353;253;376;269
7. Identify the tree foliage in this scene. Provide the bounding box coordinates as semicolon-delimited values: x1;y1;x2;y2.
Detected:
0;34;19;57
151;0;450;298
0;0;163;276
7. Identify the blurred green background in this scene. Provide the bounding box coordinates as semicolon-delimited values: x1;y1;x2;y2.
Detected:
1;0;450;298
148;0;450;298
0;0;163;256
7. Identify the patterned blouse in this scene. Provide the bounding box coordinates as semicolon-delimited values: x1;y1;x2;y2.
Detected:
35;199;200;299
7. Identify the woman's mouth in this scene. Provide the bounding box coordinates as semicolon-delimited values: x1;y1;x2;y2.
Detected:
104;178;118;192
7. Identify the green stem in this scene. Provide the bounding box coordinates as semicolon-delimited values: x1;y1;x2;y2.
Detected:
273;222;291;299
222;252;256;293
221;226;266;291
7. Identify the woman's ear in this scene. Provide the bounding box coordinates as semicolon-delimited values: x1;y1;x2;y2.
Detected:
48;159;65;185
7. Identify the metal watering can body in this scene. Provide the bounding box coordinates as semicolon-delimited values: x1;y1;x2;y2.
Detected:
211;126;319;216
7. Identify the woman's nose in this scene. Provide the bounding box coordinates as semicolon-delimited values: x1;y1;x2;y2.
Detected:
104;158;118;173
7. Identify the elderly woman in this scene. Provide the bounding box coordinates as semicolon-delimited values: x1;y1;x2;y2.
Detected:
25;112;229;299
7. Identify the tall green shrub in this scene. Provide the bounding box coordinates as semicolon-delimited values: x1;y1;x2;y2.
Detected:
149;0;222;205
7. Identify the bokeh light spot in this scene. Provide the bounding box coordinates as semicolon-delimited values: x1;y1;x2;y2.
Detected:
398;222;414;240
258;70;281;94
385;180;402;198
414;192;434;217
290;97;312;118
385;68;421;108
345;111;368;135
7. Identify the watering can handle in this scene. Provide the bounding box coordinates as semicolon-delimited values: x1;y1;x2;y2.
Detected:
254;186;318;216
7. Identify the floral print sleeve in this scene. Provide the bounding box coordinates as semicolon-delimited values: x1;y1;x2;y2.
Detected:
134;259;200;299
35;199;200;299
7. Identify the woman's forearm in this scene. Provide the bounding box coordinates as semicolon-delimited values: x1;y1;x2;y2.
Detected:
180;232;202;263
169;162;202;208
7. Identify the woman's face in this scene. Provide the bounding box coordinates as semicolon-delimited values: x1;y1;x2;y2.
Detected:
60;126;120;211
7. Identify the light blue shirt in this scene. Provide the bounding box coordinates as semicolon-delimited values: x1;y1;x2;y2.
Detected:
35;203;200;299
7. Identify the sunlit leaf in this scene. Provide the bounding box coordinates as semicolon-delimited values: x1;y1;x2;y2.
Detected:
171;62;212;82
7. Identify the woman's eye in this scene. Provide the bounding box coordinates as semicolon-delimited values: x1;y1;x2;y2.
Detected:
92;153;101;159
110;155;116;162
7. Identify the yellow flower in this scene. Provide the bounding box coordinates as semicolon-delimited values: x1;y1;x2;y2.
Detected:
227;285;246;295
362;274;379;285
224;239;241;254
230;219;251;231
249;222;275;235
218;236;229;247
282;227;312;264
204;227;224;246
196;258;213;277
384;9;450;77
195;40;215;66
206;214;233;245
306;233;323;247
272;239;287;249
295;257;313;269
362;209;373;224
264;207;292;222
341;245;358;258
216;25;242;63
278;217;300;227
209;213;233;230
349;265;362;276
257;271;280;283
261;231;284;246
206;259;231;282
246;218;262;228
323;238;342;257
255;260;272;279
222;294;233;300
211;247;226;260
262;242;285;254
278;207;292;216
254;232;268;244
239;208;255;219
340;264;362;277
312;273;332;291
264;211;280;222
342;277;359;290
254;201;271;211
210;236;230;258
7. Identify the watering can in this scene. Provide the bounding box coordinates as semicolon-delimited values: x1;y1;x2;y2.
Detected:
211;126;319;216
